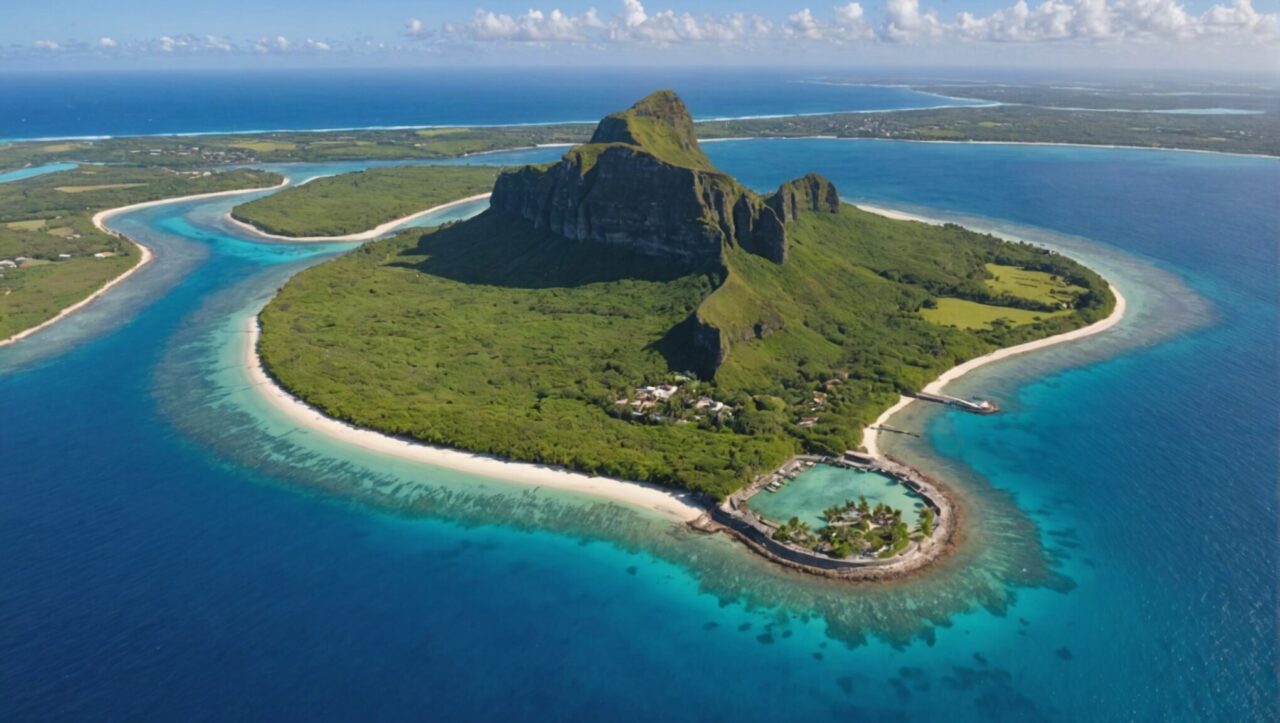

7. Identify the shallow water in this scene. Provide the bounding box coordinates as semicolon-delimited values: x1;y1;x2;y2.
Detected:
1;140;1275;721
0;162;77;183
749;467;923;529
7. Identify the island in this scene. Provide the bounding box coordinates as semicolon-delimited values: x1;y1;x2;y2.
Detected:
252;91;1118;578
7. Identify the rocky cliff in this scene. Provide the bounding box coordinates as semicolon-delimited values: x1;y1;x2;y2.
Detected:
487;90;843;379
489;90;833;268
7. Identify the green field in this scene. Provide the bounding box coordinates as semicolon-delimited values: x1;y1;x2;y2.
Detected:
230;166;500;237
0;165;281;339
921;297;1072;330
984;262;1086;305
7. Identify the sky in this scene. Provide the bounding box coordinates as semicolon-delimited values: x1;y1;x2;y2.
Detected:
3;0;1278;72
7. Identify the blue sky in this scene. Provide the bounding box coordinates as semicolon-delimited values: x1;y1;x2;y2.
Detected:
5;0;1279;71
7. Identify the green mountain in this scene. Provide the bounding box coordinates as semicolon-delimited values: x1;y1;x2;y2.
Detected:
259;91;1114;498
491;90;845;377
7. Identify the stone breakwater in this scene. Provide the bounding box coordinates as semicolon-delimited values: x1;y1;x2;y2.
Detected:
690;454;957;581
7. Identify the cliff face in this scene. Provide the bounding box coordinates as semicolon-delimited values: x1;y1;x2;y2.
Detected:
486;90;842;378
489;91;818;268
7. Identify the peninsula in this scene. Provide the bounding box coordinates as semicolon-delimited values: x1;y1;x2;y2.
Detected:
254;91;1118;576
0;165;282;343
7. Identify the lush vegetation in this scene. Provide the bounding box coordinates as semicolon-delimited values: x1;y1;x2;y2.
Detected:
0;165;281;338
231;166;500;237
260;200;1112;498
771;496;929;560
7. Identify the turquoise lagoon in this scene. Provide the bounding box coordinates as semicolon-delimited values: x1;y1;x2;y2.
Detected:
0;162;77;183
0;139;1275;721
748;466;924;529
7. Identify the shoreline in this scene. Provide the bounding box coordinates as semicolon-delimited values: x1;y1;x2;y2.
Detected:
1;179;288;348
224;192;492;242
857;202;1129;458
238;197;1128;572
243;315;706;523
846;136;1279;160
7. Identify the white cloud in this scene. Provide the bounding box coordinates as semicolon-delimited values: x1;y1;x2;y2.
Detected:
785;8;825;39
784;4;873;40
305;39;332;51
950;0;1277;43
882;0;945;41
833;3;875;39
252;35;293;53
33;40;61;50
447;1;768;44
205;35;233;52
466;8;596;42
98;37;118;48
406;17;425;36
788;0;1280;44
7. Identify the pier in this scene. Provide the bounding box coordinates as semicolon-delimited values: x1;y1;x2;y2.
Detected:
911;391;999;414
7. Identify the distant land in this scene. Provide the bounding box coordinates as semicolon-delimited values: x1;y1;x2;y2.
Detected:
251;91;1117;574
0;76;1267;344
0;165;280;342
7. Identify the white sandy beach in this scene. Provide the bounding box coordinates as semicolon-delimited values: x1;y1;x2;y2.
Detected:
223;192;492;242
243;316;705;523
1;180;289;348
857;202;1128;457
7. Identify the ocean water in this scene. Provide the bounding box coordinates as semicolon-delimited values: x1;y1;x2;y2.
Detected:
0;68;985;141
0;138;1276;721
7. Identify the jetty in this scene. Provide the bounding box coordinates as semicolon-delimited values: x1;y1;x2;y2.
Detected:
911;391;999;414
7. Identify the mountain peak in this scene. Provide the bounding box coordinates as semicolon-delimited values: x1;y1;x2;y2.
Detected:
588;90;713;171
490;91;838;269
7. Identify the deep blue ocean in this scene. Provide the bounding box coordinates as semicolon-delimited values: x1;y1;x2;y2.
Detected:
0;68;987;141
0;90;1277;720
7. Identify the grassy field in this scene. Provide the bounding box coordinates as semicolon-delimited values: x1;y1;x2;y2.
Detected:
261;202;1113;498
921;297;1072;330
984;262;1086;305
230;166;500;237
0;165;281;339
